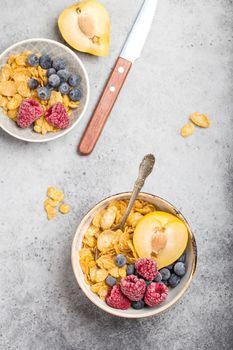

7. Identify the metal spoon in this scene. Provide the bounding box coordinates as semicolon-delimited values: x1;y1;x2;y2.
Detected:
94;154;155;260
114;154;155;231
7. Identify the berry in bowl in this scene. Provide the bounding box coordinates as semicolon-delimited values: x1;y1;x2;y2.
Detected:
72;192;197;318
0;38;89;142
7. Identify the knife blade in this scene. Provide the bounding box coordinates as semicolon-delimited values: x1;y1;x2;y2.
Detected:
79;0;158;155
121;0;158;63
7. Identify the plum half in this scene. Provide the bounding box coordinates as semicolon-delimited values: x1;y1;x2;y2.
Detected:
58;0;110;56
133;212;189;269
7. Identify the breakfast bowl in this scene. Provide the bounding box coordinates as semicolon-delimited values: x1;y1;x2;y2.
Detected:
71;192;197;318
0;38;89;142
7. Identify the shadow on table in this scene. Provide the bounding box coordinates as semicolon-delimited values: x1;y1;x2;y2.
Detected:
61;254;164;330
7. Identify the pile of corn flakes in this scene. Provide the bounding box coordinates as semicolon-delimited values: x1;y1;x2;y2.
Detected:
44;186;70;220
0;51;79;134
181;112;210;138
79;199;156;300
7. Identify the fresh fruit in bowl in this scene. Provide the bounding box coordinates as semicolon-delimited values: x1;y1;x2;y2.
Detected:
0;50;83;133
133;212;189;269
72;193;197;318
58;0;110;56
0;39;90;143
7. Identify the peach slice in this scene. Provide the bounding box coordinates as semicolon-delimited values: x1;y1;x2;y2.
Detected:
133;212;188;269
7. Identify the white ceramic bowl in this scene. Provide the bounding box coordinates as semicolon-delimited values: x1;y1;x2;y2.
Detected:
0;38;90;142
72;192;197;318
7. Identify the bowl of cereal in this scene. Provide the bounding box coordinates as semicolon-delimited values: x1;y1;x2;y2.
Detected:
72;192;197;318
0;38;89;142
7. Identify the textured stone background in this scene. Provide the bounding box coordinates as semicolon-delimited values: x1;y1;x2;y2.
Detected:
0;0;233;349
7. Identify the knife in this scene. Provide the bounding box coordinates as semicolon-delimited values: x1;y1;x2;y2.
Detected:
79;0;158;155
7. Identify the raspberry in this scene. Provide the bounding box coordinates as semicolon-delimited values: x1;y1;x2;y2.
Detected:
106;285;131;310
45;102;69;129
120;275;146;301
135;258;158;281
16;99;43;128
144;282;168;307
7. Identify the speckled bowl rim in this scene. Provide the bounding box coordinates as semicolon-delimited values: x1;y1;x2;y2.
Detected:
0;38;90;143
71;192;197;319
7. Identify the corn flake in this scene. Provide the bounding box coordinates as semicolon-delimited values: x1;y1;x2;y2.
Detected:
0;81;17;96
44;205;57;220
181;123;195;138
7;109;17;120
80;199;158;300
0;96;8;108
47;186;64;202
16;81;31;97
15;54;27;66
97;229;118;252
108;266;119;278
96;255;115;270
0;65;12;80
189;112;210;128
98;285;109;300
49;91;63;106
59;203;70;214
100;207;117;230
7;94;22;110
95;268;108;282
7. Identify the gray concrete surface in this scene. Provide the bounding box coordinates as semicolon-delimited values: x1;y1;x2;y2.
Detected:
0;0;233;349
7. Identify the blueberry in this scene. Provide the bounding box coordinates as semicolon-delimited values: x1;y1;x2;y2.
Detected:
162;280;169;286
52;57;66;71
27;54;39;67
48;74;61;88
68;74;81;87
168;273;181;288
39;54;52;69
146;281;152;286
69;88;82;102
47;68;56;77
132;300;145;310
37;87;51;101
28;78;39;90
106;275;117;287
153;272;162;282
177;252;186;263
166;264;174;270
59;82;70;95
174;262;186;277
160;268;171;281
57;69;69;83
126;264;135;275
45;84;53;90
115;254;126;267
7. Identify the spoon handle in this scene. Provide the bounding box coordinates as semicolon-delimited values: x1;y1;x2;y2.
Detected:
118;154;155;230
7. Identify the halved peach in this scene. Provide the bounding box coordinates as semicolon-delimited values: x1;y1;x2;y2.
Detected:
133;212;188;269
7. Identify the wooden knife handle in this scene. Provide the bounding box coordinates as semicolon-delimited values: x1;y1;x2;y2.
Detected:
78;57;132;155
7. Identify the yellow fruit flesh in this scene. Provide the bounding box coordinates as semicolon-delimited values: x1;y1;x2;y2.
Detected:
58;0;110;56
133;211;188;269
133;217;162;258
